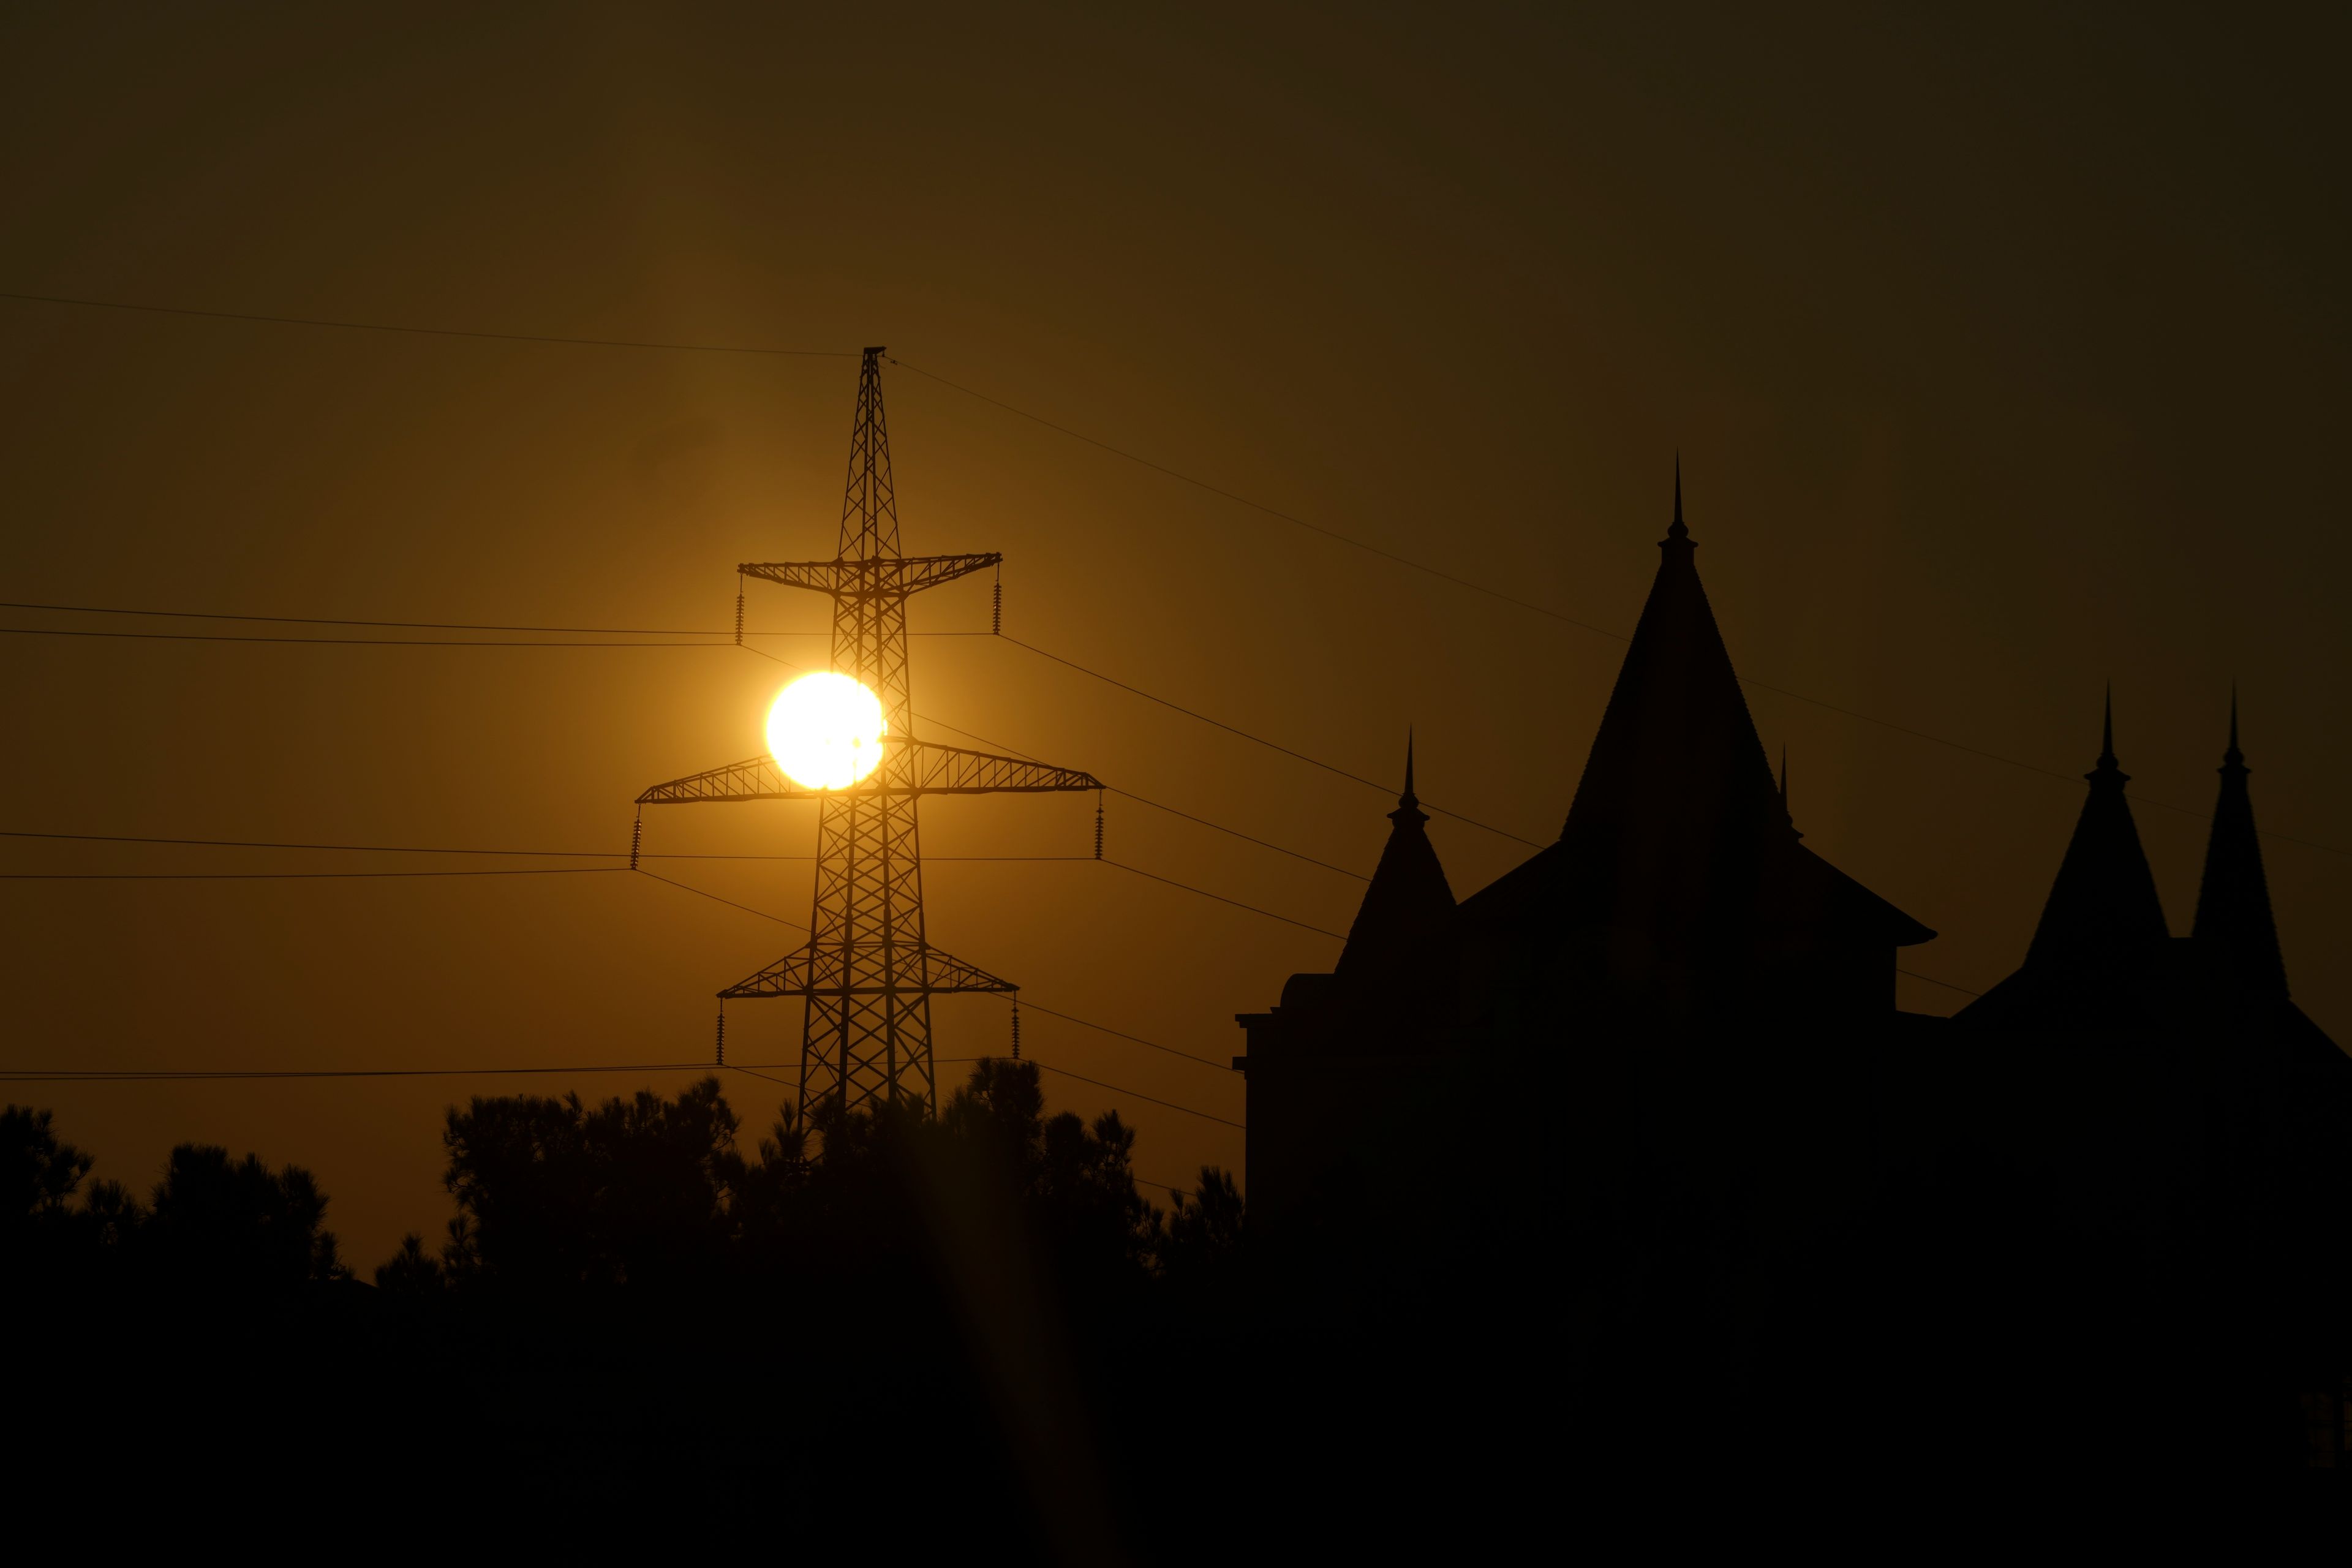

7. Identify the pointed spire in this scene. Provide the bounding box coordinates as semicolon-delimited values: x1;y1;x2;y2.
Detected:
1337;728;1454;981
1391;728;1426;827
2193;689;2287;997
1567;453;1777;845
2027;690;2169;965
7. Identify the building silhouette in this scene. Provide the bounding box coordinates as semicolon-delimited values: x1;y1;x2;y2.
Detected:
1235;472;2351;1468
1238;466;1936;1222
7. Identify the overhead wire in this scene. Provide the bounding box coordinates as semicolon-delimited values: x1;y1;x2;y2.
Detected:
735;636;1384;878
0;827;1087;864
24;586;2327;858
0;599;988;637
631;867;1253;1088
995;635;1542;846
0;289;856;358
0;626;726;648
4;287;2335;858
0;866;624;881
0;293;2290;1016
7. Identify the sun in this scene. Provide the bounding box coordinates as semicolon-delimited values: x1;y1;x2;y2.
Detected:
766;672;886;790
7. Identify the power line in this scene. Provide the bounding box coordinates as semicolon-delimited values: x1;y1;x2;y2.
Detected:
47;584;2323;864
0;827;1087;864
998;635;1543;848
1103;788;1366;881
0;867;624;882
0;1055;1244;1129
634;868;1250;1088
0;600;986;638
1102;858;1343;940
0;1061;720;1082
0;600;726;635
10;290;2337;858
1015;999;1234;1073
0;625;726;649
1898;968;1983;999
741;638;1385;881
890;364;2352;860
1023;1063;1245;1130
0;289;857;359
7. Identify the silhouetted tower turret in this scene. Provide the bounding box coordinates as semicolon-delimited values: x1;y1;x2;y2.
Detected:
1333;731;1457;985
2192;692;2288;999
2026;689;2169;965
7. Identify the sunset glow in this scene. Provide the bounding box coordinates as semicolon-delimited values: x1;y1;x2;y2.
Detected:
766;672;886;790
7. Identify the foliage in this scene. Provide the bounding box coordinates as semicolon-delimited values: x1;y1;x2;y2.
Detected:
4;1102;340;1287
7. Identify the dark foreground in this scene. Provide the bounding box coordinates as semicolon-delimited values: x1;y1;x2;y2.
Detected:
6;1064;2342;1551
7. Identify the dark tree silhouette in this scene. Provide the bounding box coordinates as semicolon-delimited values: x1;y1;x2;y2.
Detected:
437;1076;741;1290
3;1104;94;1222
1158;1167;1245;1284
141;1144;345;1287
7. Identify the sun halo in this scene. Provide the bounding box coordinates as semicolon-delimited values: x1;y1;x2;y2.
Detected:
766;672;886;790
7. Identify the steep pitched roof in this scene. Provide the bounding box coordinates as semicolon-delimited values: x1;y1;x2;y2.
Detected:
1518;465;1929;949
2026;691;2170;965
2190;692;2288;997
1334;734;1457;981
1560;462;1784;852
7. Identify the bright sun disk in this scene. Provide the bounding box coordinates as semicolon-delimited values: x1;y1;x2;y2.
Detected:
767;672;886;790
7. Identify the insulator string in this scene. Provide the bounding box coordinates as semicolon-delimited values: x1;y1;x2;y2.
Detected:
629;810;643;871
1010;997;1021;1060
1095;790;1104;860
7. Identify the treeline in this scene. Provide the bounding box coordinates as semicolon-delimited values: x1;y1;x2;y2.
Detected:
4;1063;1262;1553
6;1061;1243;1299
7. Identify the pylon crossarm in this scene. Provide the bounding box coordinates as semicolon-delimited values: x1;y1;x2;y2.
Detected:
722;943;1017;999
884;739;1100;794
738;552;1001;600
636;740;1098;805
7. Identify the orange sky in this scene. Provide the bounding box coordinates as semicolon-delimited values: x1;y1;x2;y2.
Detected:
3;2;2346;1267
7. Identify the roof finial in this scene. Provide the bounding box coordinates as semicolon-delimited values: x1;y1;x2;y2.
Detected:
1667;452;1688;541
2228;682;2241;760
1403;726;1417;804
2100;683;2116;768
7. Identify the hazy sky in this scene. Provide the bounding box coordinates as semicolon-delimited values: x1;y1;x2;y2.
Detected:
4;2;2345;1266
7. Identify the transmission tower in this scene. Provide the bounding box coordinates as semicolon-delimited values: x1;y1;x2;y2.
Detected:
637;347;1100;1123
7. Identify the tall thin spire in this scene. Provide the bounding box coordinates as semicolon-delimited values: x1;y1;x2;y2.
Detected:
1336;729;1453;980
2193;688;2287;997
1669;452;1687;541
2026;690;2168;965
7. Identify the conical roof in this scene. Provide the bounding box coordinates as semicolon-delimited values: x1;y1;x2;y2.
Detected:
1334;733;1457;980
2191;693;2288;997
1561;463;1784;851
2026;691;2170;964
1528;465;1928;951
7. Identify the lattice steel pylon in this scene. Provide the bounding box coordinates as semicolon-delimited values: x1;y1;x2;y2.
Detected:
638;347;1101;1125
